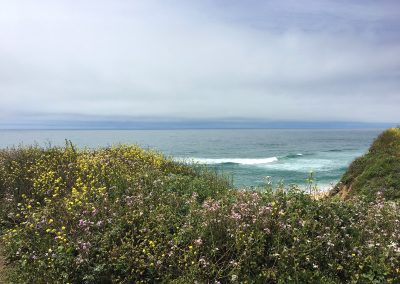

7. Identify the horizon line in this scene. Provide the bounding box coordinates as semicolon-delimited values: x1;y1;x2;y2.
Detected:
0;127;395;131
0;120;397;131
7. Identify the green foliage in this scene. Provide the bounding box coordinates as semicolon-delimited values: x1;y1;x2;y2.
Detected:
0;143;399;283
333;127;400;200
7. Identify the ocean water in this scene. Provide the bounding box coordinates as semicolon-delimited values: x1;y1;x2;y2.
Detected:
0;129;381;188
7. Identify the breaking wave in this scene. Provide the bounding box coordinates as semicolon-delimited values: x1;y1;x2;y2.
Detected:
178;157;278;165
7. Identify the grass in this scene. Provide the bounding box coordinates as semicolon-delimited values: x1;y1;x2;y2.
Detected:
0;240;11;284
0;244;4;284
0;137;399;283
332;128;400;200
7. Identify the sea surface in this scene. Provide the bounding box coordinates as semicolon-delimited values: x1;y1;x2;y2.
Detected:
0;129;382;188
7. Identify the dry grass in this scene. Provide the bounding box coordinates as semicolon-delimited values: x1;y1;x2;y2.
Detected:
311;190;330;200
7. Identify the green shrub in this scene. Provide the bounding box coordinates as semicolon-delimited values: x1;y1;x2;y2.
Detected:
0;144;399;283
332;128;400;201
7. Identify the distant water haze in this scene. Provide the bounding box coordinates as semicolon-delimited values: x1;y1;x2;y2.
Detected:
0;129;381;188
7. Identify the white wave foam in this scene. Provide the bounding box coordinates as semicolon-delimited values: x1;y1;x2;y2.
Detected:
261;158;339;172
178;157;278;165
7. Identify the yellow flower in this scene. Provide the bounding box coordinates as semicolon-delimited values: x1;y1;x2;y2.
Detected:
61;226;66;230
188;245;193;250
48;219;54;224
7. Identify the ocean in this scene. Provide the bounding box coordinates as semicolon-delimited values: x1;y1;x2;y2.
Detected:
0;129;381;188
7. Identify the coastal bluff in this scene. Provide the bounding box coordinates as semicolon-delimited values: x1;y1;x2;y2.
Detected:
331;127;400;200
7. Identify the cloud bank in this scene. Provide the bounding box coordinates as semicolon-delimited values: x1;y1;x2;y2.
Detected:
0;0;399;127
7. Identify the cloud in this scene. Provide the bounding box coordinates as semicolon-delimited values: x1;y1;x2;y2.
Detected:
0;0;399;127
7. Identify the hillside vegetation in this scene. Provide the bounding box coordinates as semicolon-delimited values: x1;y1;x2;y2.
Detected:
331;127;400;200
0;141;399;283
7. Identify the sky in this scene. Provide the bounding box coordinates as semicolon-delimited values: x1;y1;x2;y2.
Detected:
0;0;399;128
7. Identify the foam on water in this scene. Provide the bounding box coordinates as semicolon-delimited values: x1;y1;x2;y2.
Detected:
261;158;340;172
178;152;354;173
178;157;278;165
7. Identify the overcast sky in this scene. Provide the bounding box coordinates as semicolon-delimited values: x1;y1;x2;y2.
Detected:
1;0;400;128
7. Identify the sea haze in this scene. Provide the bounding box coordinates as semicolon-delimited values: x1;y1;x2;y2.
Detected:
0;129;381;188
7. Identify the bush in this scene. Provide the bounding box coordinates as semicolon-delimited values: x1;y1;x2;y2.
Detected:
333;128;400;200
0;144;399;283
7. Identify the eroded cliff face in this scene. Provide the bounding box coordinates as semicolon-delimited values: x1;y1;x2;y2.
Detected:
331;128;400;200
